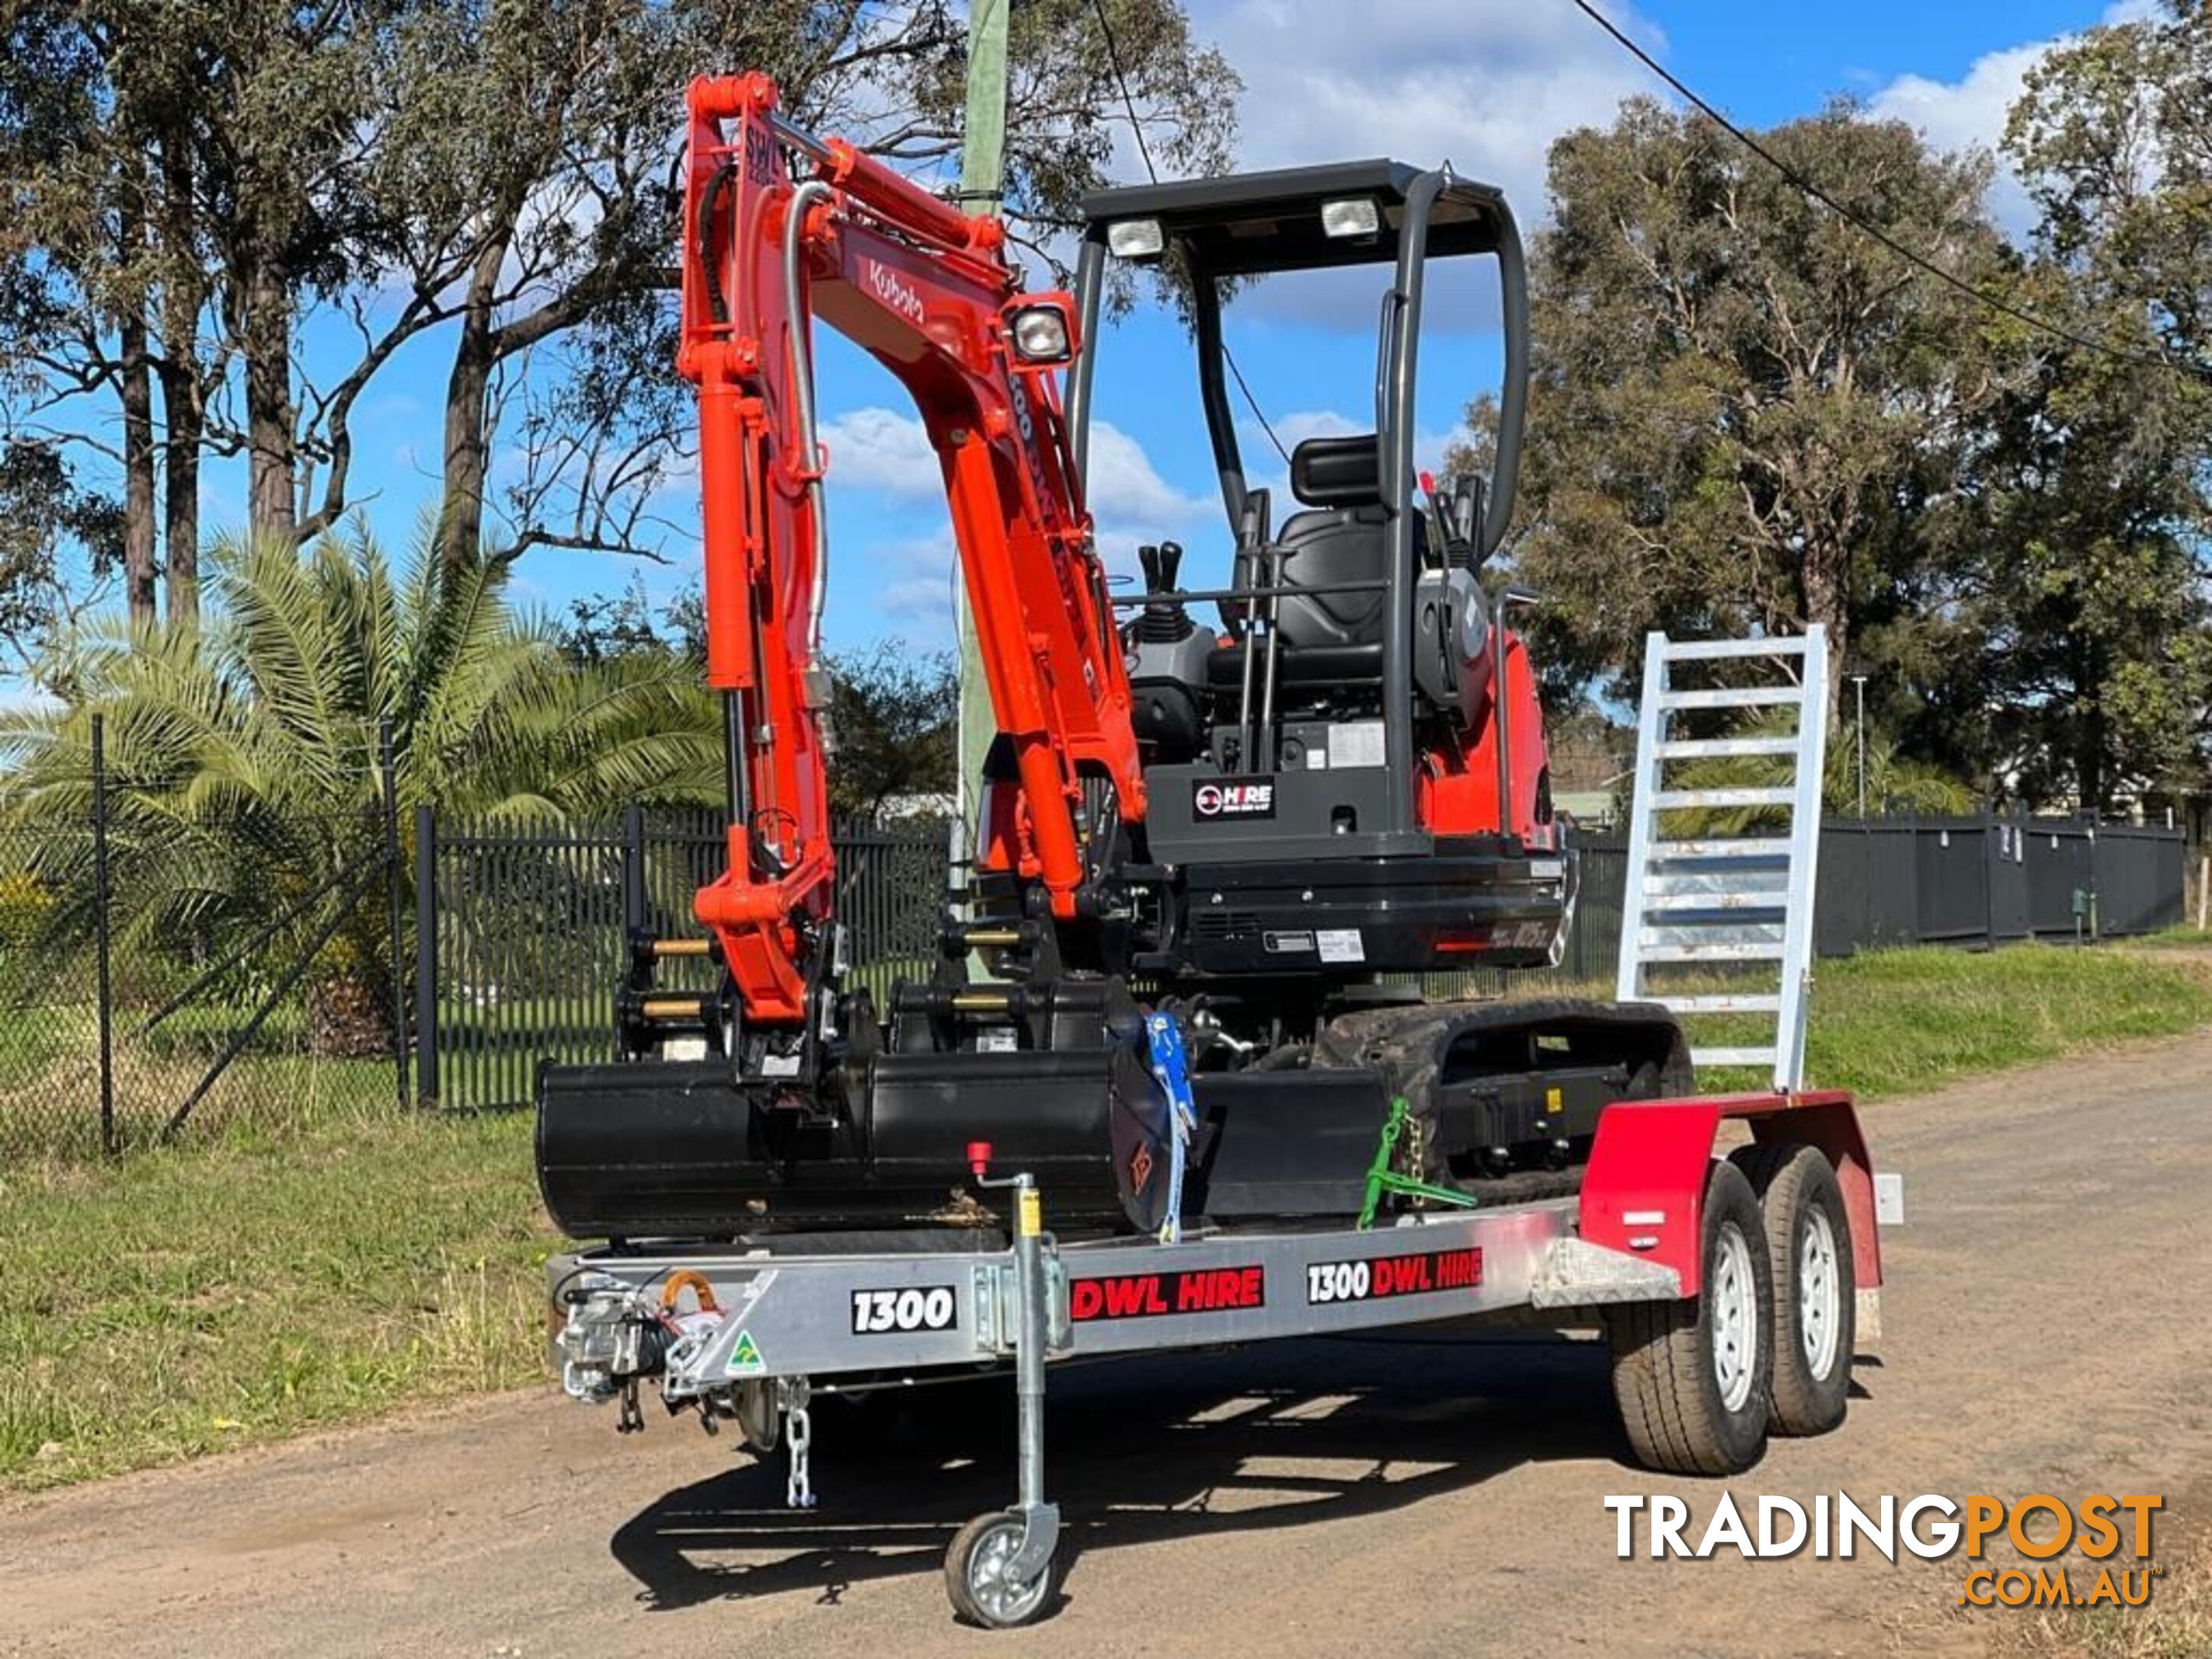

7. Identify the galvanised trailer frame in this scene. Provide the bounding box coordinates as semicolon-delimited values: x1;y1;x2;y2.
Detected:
548;1087;1885;1628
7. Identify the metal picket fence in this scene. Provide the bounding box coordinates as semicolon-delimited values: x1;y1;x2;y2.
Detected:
414;807;951;1111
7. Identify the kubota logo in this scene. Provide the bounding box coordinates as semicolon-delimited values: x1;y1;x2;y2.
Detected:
866;259;925;324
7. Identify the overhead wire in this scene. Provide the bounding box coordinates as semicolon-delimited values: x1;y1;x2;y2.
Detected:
1088;0;1293;463
1565;0;2210;382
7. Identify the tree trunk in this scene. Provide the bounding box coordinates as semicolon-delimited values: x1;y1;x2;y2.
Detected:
157;356;203;624
2075;634;2107;816
1800;540;1850;734
118;310;158;632
157;136;204;621
241;254;298;545
307;971;393;1059
437;236;508;570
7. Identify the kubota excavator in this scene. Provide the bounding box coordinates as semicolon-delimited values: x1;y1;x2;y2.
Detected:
535;72;1689;1242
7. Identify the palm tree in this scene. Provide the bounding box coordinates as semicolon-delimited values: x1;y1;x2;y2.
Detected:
0;527;721;1054
1654;706;1975;836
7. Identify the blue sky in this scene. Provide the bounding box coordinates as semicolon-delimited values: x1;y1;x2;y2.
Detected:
55;1;2147;664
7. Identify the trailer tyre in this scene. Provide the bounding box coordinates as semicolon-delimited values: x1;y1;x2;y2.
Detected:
946;1510;1058;1629
1731;1142;1855;1436
1607;1159;1772;1475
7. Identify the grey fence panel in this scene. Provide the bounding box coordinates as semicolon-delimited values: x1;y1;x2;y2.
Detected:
1814;820;1921;957
2024;824;2095;938
1914;819;1995;944
1813;824;1869;960
1988;823;2032;942
2094;826;2184;935
1564;839;1626;984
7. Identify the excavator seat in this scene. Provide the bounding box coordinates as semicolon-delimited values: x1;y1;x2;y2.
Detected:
1200;432;1409;707
1271;432;1395;648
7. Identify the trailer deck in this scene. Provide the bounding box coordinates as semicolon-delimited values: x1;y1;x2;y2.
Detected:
549;1087;1887;1628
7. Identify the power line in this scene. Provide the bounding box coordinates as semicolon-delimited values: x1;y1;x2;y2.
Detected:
1221;349;1291;465
1088;0;1293;464
1087;0;1159;189
1566;0;2207;382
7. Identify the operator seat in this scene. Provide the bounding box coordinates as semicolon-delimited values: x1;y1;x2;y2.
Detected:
1203;433;1419;702
1270;432;1396;648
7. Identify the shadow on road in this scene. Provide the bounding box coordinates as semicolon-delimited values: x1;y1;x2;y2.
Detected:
609;1326;1620;1614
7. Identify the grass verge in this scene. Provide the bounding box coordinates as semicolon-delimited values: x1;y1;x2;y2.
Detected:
0;1108;551;1492
1791;943;2212;1100
3;941;2208;1495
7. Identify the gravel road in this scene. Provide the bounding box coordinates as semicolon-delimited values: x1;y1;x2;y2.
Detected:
5;1031;2210;1657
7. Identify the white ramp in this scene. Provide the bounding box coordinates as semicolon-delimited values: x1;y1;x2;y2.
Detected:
1615;628;1830;1091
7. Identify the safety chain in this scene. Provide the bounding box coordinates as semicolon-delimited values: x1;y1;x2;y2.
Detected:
783;1379;817;1509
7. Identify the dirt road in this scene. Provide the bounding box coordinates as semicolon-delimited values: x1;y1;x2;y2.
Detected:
5;1032;2210;1657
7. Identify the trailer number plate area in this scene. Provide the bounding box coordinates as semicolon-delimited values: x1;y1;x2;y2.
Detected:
1069;1266;1267;1322
850;1286;958;1334
1306;1247;1483;1306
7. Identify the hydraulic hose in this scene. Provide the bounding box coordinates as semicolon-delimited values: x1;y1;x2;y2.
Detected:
784;178;836;671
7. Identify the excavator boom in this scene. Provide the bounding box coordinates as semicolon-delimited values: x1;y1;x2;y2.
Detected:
679;73;1143;1027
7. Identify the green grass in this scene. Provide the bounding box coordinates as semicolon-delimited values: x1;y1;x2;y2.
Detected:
3;939;2209;1495
2121;922;2212;949
1791;943;2212;1099
0;1108;552;1492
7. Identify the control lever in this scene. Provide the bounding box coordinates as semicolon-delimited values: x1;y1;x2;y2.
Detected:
1422;470;1485;568
1137;543;1162;594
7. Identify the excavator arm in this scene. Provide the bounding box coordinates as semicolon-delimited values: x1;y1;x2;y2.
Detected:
679;73;1145;1028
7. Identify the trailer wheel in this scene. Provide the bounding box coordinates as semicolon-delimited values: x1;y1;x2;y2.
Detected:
945;1510;1058;1629
1731;1142;1855;1436
1607;1159;1772;1475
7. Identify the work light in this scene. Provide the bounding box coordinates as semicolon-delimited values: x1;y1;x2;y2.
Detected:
1321;197;1381;239
1007;302;1074;365
1107;217;1165;259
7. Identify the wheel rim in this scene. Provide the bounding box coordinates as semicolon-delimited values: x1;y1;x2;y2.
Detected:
1798;1205;1842;1379
967;1520;1048;1624
1710;1220;1759;1413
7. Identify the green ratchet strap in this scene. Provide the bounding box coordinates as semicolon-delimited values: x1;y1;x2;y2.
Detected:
1358;1094;1481;1230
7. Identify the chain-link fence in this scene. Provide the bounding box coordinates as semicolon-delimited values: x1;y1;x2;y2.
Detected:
0;715;408;1162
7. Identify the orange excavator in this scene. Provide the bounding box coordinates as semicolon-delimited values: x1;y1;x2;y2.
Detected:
535;73;1688;1241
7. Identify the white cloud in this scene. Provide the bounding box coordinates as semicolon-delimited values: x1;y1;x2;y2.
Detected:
857;532;961;648
1084;421;1214;527
1190;0;1661;218
1869;42;2052;238
816;406;1204;530
817;406;943;497
1869;2;2157;241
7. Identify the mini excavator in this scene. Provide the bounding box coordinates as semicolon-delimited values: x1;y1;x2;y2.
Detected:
535;73;1689;1241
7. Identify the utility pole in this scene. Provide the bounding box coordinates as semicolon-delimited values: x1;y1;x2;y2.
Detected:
953;0;1010;853
1851;674;1868;819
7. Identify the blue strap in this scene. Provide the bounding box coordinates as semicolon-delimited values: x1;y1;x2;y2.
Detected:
1143;1012;1200;1243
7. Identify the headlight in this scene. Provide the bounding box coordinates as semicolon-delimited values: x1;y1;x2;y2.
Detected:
1107;217;1165;259
1320;197;1381;239
1008;303;1072;364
